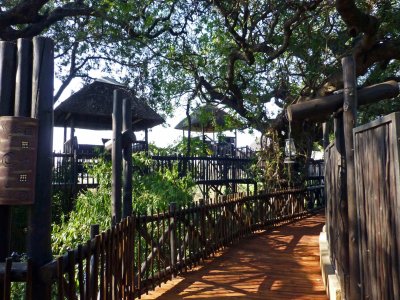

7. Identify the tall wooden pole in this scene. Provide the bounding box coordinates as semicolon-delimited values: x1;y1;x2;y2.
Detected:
15;39;32;117
0;40;16;298
144;128;149;154
122;97;133;218
334;112;350;297
112;89;123;225
342;56;361;300
322;122;330;150
28;36;54;300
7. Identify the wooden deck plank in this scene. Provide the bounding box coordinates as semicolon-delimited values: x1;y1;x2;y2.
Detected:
141;212;327;299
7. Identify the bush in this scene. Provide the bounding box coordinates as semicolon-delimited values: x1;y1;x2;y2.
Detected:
51;153;196;255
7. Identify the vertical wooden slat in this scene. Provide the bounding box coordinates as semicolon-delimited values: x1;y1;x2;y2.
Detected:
105;229;111;300
116;224;122;300
26;258;33;300
3;258;12;300
67;250;76;299
112;227;118;300
150;211;155;290
333;111;350;295
161;210;166;281
0;41;16;272
29;36;54;300
194;202;200;263
85;240;91;300
93;236;100;299
154;211;160;285
57;257;64;300
182;207;187;272
77;244;85;299
15;38;32;116
137;216;142;296
122;97;133;218
169;203;177;277
112;89;123;225
189;203;195;267
131;216;136;297
342;56;361;300
177;206;184;271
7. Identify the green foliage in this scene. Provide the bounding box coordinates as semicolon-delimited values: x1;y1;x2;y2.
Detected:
51;154;195;255
131;152;196;213
150;137;211;156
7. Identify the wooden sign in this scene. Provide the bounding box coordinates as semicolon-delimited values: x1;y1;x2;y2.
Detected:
0;116;38;205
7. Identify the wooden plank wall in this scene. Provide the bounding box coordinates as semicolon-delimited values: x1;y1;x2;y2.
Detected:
354;113;400;300
324;141;347;292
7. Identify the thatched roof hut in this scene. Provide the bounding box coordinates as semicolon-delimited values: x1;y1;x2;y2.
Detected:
54;78;164;131
174;105;244;132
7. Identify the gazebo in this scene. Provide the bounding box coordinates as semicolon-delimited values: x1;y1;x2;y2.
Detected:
54;78;164;153
175;105;245;156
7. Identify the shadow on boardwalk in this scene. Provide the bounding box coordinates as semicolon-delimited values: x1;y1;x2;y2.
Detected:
142;212;327;300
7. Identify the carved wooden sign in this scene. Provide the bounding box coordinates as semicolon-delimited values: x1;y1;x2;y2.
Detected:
0;116;38;205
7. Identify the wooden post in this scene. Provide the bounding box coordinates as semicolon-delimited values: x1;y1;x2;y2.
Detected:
112;89;123;225
169;202;177;277
199;199;206;257
322;122;330;150
0;40;16;299
90;224;99;296
122;97;133;218
69;118;75;152
342;56;361;300
28;36;54;300
334;111;350;297
15;39;32;117
144;128;149;154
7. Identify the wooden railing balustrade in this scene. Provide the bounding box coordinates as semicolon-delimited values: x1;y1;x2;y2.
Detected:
52;153;256;193
31;187;323;300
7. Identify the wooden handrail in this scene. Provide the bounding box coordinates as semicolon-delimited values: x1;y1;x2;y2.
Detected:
38;186;324;299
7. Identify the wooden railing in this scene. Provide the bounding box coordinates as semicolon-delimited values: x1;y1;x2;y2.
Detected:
52;153;255;192
53;152;101;189
150;155;254;184
32;187;323;300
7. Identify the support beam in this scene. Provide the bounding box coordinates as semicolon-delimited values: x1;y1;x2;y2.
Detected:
29;36;54;300
287;80;399;122
342;56;361;300
322;122;330;150
334;112;350;298
15;39;32;117
0;41;16;300
122;97;133;218
112;89;123;225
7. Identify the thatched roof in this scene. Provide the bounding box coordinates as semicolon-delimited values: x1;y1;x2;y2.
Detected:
175;105;245;132
54;78;164;131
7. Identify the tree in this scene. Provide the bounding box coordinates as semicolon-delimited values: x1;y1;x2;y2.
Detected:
2;1;400;136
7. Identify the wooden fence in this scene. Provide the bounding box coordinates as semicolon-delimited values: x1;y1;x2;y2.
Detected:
325;141;348;293
0;187;323;300
52;153;256;193
354;113;400;299
53;152;100;189
325;112;400;299
150;155;254;185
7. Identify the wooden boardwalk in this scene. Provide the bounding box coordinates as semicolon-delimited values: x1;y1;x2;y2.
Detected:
141;212;327;299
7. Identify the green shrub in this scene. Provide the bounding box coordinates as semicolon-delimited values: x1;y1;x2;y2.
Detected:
51;153;196;255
